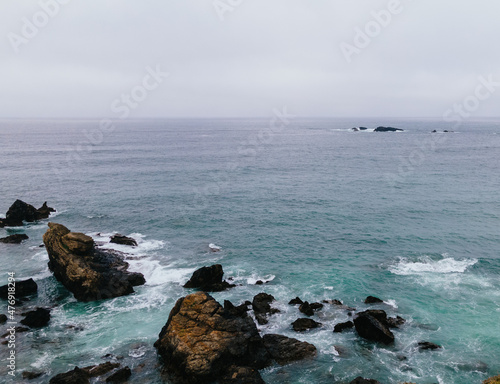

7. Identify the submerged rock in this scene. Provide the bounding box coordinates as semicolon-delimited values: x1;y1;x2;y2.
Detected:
154;292;270;384
291;318;322;332
417;341;442;351
183;264;235;292
349;377;381;384
0;278;37;299
1;200;55;227
252;293;280;325
43;223;145;302
353;310;394;345
262;334;316;365
20;308;51;328
333;321;354;333
110;234;137;246
22;371;44;380
0;234;29;243
387;316;406;328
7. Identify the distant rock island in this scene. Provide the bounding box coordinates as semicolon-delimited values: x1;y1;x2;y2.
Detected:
351;126;404;132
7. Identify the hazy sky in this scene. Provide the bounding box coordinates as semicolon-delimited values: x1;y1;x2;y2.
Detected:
1;0;499;118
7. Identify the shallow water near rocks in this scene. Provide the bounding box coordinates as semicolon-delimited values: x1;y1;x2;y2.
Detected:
0;118;499;383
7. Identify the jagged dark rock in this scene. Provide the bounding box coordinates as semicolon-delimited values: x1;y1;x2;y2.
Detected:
349;377;381;384
252;293;279;325
22;371;44;380
20;308;51;328
354;310;394;344
288;297;303;305
0;234;29;243
82;362;120;377
0;278;37;299
224;300;250;318
262;334;317;365
387;316;406;328
49;367;90;384
418;341;442;351
298;301;323;316
374;126;404;132
110;234;137;246
322;299;343;305
183;264;235;292
1;200;55;227
333;321;354;333
364;296;383;304
43;223;145;302
291;318;322;332
105;366;131;382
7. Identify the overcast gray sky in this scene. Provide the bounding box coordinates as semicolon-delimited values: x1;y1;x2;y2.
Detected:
0;0;499;118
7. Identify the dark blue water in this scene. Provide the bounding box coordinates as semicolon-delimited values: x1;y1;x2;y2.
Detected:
0;118;499;383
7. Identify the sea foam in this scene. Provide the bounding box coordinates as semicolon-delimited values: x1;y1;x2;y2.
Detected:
389;256;478;275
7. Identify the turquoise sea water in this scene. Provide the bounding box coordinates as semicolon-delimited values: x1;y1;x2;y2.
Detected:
0;118;499;383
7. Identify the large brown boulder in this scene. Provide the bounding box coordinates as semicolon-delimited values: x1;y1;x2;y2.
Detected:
43;223;145;302
154;292;317;384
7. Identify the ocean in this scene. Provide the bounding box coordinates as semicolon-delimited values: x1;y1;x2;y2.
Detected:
0;117;499;383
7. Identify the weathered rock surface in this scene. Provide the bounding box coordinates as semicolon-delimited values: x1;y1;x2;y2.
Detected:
354;310;394;344
252;293;279;325
288;297;303;305
0;200;55;227
105;366;131;382
387;316;406;328
20;308;51;328
333;321;354;333
364;296;383;304
155;292;316;384
82;362;120;377
299;301;323;316
49;367;90;384
43;223;145;302
183;264;235;292
154;292;270;384
110;234;137;246
374;126;404;132
291;318;322;332
0;234;29;243
484;375;500;384
349;377;381;384
0;278;37;299
262;334;316;365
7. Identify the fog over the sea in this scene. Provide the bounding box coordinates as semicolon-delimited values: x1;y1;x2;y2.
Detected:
0;0;499;118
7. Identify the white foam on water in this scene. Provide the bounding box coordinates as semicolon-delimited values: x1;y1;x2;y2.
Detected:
245;274;276;285
383;299;398;309
208;243;221;251
389;256;478;275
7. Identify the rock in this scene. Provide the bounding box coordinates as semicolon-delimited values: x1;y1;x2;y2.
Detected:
43;223;145;302
387;316;406;328
417;341;442;351
208;243;221;252
0;278;37;299
352;127;359;131
219;365;265;384
299;301;314;316
2;200;55;227
349;377;381;384
288;297;303;305
255;280;263;285
359;127;368;130
0;234;29;243
22;371;44;379
154;292;271;384
1;327;29;338
110;234;137;247
333;321;354;333
62;232;94;255
224;300;249;318
49;367;90;384
364;296;383;304
252;293;279;325
20;308;51;328
82;362;120;377
183;264;235;292
374;126;404;132
322;299;343;305
0;314;7;324
262;334;317;365
484;375;500;384
106;366;131;382
431;130;437;133
291;318;322;332
353;310;394;344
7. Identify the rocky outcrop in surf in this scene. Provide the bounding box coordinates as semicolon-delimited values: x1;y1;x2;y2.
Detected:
110;234;137;246
252;293;279;325
0;278;37;299
43;223;145;302
154;292;317;384
353;309;395;344
374;126;404;132
0;200;55;227
183;264;235;292
0;234;29;243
